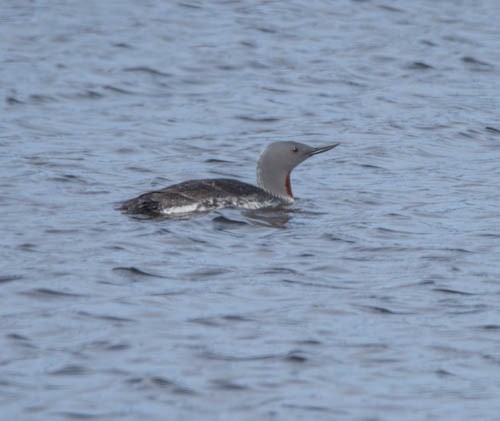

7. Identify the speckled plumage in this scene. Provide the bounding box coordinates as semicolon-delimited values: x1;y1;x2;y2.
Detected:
120;178;282;216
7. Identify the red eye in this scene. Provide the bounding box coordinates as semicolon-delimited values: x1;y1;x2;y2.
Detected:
292;146;298;153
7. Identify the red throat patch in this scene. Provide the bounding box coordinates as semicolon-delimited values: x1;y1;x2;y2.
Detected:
285;173;293;198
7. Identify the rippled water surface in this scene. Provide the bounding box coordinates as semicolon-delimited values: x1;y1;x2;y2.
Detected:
2;0;500;419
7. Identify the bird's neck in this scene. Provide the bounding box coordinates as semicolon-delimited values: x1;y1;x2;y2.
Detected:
284;173;293;198
256;161;293;202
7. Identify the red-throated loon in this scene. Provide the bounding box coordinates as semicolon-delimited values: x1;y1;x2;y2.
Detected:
120;141;339;216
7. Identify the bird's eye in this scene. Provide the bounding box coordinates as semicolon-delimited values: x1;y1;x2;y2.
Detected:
292;146;298;153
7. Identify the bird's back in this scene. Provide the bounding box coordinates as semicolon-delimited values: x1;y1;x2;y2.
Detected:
121;178;281;216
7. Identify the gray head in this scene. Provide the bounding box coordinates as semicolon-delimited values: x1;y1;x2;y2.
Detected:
256;141;339;201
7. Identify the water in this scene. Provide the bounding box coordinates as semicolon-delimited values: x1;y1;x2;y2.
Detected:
1;0;500;419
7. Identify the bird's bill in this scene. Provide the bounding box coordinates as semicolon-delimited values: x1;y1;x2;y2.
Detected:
308;143;340;156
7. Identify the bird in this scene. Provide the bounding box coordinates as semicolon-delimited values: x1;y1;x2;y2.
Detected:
120;141;339;216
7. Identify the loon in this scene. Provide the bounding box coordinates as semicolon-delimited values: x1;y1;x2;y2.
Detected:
120;141;339;216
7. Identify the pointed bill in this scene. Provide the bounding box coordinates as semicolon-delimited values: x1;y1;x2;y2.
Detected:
307;143;340;156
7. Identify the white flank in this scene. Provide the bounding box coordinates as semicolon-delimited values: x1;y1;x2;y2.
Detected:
238;199;279;210
160;203;200;215
159;196;283;215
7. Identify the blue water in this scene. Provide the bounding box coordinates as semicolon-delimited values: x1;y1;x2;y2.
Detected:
1;1;500;419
